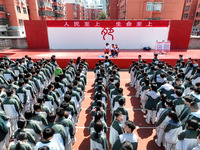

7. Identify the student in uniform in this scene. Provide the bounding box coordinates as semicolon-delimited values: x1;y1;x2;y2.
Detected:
164;110;182;150
145;84;160;124
110;44;115;57
9;132;32;150
173;89;185;117
112;98;129;127
112;120;138;150
35;128;62;150
89;111;108;136
45;113;70;150
104;43;109;55
155;99;175;147
109;111;124;147
176;119;198;150
90;121;109;150
0;115;8;150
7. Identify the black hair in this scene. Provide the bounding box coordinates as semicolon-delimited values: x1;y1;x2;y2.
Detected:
151;84;158;92
190;102;199;111
118;98;125;106
94;111;103;123
47;113;56;123
118;88;123;94
15;132;28;150
125;120;136;132
114;111;123;118
43;128;55;140
24;110;33;120
17;119;26;129
121;141;134;150
160;94;167;108
6;89;13;97
115;82;120;89
165;99;175;111
37;98;45;104
168;110;179;123
38;146;50;150
175;89;183;97
64;94;71;103
94;121;103;139
34;103;41;112
18;80;25;87
56;107;65;118
184;96;193;103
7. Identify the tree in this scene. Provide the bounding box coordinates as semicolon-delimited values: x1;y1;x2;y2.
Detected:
98;11;106;20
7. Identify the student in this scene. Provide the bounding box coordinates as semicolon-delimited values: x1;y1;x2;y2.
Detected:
9;132;32;150
140;79;150;114
56;107;74;146
145;84;160;124
110;44;115;57
109;111;124;147
112;121;138;150
112;88;125;112
164;110;182;150
45;113;69;150
155;99;175;147
35;128;62;150
90;121;109;150
0;115;8;150
104;43;109;55
112;98;129;127
2;89;21;134
89;111;108;136
176;119;198;150
114;44;119;57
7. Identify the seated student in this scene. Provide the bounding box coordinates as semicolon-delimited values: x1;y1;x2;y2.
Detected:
89;111;107;135
176;119;198;150
112;98;129;127
113;44;120;57
164;110;182;150
109;111;124;147
112;121;138;150
9;132;32;150
36;128;63;150
145;84;160;124
90;121;109;150
110;44;115;57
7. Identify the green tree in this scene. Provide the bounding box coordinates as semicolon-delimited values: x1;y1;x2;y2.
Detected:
98;11;106;20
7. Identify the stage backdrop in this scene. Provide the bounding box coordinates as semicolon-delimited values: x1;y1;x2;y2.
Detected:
24;20;194;49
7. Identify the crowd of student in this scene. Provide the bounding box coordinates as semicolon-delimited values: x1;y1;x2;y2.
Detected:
91;57;138;150
0;55;88;150
130;54;200;150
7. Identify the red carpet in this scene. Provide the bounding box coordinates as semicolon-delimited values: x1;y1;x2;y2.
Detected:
0;49;199;69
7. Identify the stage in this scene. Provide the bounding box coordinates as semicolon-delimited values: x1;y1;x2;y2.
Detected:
0;49;199;69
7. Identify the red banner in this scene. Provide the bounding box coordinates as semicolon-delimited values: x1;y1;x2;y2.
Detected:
47;20;169;28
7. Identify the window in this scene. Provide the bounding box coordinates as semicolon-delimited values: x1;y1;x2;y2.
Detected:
185;6;190;11
0;5;5;11
152;3;162;11
73;12;77;15
23;7;27;14
19;19;23;26
184;13;188;18
147;2;162;11
16;6;21;13
196;12;199;17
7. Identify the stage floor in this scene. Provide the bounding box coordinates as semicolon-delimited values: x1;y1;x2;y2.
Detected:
0;49;199;69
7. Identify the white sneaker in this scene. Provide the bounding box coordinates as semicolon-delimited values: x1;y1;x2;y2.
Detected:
155;139;161;147
143;115;147;118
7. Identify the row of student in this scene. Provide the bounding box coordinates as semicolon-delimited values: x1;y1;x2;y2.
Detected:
0;55;88;150
129;54;200;150
90;58;138;150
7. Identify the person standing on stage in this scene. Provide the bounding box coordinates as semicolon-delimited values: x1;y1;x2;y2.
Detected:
104;43;110;55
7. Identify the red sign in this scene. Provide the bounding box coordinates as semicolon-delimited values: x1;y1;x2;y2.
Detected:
47;20;169;28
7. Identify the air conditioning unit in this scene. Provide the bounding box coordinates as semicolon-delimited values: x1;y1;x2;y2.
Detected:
117;4;119;6
6;13;10;16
